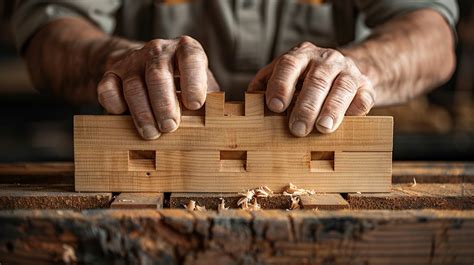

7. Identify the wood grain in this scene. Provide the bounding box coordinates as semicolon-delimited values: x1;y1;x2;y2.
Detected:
348;183;474;210
0;209;473;264
299;193;349;210
110;193;164;209
74;92;393;192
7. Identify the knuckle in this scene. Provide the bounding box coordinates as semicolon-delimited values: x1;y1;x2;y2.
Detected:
334;75;358;94
294;41;315;51
134;110;154;121
299;101;319;115
153;96;176;114
278;54;299;70
179;35;198;46
320;49;344;62
147;40;164;55
146;68;173;87
351;95;373;114
269;79;291;97
123;78;144;97
305;74;330;92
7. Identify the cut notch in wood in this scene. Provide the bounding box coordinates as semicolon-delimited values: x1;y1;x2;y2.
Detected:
224;102;245;116
310;151;335;172
220;151;247;172
129;150;156;171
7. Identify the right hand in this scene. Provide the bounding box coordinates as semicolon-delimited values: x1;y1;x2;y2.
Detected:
97;36;219;140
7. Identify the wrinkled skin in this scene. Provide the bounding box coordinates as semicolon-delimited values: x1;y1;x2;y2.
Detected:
248;42;375;136
97;36;219;140
24;9;455;140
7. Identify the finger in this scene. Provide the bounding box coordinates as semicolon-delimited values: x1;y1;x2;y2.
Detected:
145;53;181;133
346;77;376;116
207;69;220;92
288;60;344;137
176;36;208;110
123;75;160;140
266;53;310;113
315;72;359;134
97;72;127;114
247;60;276;92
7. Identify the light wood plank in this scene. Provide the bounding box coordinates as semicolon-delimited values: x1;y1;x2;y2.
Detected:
111;193;164;209
300;193;349;210
75;92;393;192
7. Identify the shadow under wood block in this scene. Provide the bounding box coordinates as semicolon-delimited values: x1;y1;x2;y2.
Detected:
74;92;393;192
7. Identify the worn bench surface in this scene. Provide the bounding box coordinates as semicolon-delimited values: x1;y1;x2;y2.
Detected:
1;161;473;264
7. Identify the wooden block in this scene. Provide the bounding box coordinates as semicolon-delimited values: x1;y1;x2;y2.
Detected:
348;183;474;210
204;92;224;117
392;161;474;183
300;193;349;210
244;92;264;117
75;92;393;193
111;193;164;209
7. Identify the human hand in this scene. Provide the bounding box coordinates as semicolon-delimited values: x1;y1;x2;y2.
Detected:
97;36;219;140
249;42;375;136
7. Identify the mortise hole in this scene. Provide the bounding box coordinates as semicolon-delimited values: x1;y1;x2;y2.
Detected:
220;151;247;172
129;150;156;171
310;151;334;172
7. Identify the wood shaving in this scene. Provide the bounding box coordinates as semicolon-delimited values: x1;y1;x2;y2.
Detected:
62;244;77;264
283;183;315;196
218;198;229;211
409;177;417;187
239;190;255;200
184;200;196;211
289;196;300;210
237;196;249;207
238;189;256;209
255;186;273;197
240;199;249;210
247;198;261;211
195;205;206;212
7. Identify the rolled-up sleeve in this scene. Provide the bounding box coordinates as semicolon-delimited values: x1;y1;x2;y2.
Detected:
12;0;121;52
355;0;459;29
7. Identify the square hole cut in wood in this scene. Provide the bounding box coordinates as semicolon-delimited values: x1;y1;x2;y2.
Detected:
310;151;334;172
220;151;247;172
129;150;156;171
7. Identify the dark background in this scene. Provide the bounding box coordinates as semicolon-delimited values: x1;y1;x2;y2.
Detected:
0;1;473;162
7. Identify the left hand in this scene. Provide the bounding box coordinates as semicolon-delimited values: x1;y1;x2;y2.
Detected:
248;42;376;137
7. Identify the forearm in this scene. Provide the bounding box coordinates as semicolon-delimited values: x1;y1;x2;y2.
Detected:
342;9;456;106
24;17;138;104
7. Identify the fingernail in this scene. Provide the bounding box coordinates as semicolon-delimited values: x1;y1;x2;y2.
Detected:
268;98;284;112
187;101;202;110
141;125;160;140
318;116;334;130
291;121;307;137
159;119;177;132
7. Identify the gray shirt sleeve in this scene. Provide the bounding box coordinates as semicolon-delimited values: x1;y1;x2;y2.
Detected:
355;0;459;29
12;0;121;53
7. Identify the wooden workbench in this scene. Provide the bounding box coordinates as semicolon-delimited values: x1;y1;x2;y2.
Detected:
0;161;473;264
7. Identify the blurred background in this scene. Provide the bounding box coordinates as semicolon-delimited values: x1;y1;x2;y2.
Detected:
0;1;472;162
